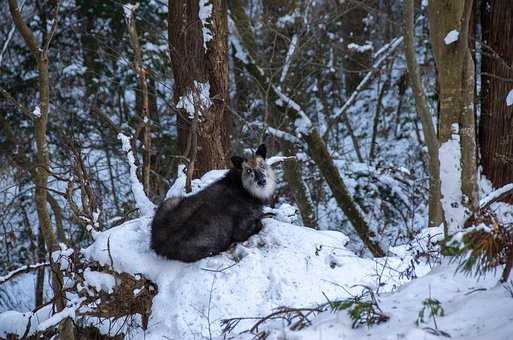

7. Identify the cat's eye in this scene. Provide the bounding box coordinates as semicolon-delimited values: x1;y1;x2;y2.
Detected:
246;169;251;174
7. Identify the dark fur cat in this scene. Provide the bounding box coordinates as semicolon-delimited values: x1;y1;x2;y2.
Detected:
150;145;276;262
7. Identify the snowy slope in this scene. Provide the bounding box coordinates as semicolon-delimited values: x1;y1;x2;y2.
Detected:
82;214;409;339
239;262;513;340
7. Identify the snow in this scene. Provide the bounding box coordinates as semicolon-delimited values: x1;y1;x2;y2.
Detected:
439;123;466;233
266;155;295;166
506;89;513;106
36;298;85;332
122;3;139;21
1;168;512;339
347;41;373;53
234;262;513;340
77;169;415;339
444;30;460;45
82;215;410;339
32;106;41;117
117;133;155;216
279;34;298;83
228;17;250;64
62;63;86;76
83;269;116;294
273;86;312;135
480;183;513;208
0;304;53;337
176;81;212;119
199;0;213;50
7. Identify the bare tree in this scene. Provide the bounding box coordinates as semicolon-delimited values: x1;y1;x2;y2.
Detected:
168;0;231;179
229;0;318;229
125;5;152;197
428;0;478;234
403;0;443;227
7;0;75;338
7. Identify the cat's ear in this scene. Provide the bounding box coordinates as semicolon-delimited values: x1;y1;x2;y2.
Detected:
231;156;245;169
255;144;267;159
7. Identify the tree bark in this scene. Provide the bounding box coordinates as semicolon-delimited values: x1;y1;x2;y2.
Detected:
7;1;75;338
339;0;377;95
168;0;231;177
479;0;513;201
403;0;443;228
428;0;478;234
126;9;152;196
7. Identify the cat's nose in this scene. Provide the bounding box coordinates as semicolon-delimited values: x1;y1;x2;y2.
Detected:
257;179;266;186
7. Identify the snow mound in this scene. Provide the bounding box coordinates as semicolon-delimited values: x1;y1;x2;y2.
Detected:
245;262;513;340
83;216;406;339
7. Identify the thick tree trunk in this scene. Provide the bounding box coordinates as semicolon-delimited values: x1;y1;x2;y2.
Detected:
403;0;443;228
479;0;513;201
339;0;377;95
428;0;478;234
168;0;230;177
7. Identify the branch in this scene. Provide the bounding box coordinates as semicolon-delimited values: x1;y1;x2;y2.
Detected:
479;183;513;209
323;36;403;139
0;263;49;285
117;133;155;216
7;0;39;55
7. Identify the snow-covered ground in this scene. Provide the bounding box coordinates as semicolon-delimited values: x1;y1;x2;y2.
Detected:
82;213;413;339
232;261;513;340
1;170;513;340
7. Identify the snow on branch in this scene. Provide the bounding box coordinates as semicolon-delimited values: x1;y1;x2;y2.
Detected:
199;0;213;50
267;156;296;166
36;298;85;332
273;85;312;135
0;262;49;285
480;183;513;209
444;30;459;45
122;2;139;23
117;133;155;216
506;89;513;107
244;121;301;144
280;34;298;83
325;36;403;137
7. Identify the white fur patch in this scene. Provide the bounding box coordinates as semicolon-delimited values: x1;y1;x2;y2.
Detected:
243;167;276;201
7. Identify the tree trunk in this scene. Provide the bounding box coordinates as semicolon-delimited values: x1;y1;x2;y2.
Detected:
479;0;513;201
7;1;75;338
168;0;231;177
126;9;152;196
403;0;443;228
339;0;377;95
35;231;45;308
428;0;478;234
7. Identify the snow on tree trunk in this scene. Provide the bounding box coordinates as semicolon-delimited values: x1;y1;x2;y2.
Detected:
428;0;479;234
168;0;231;177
